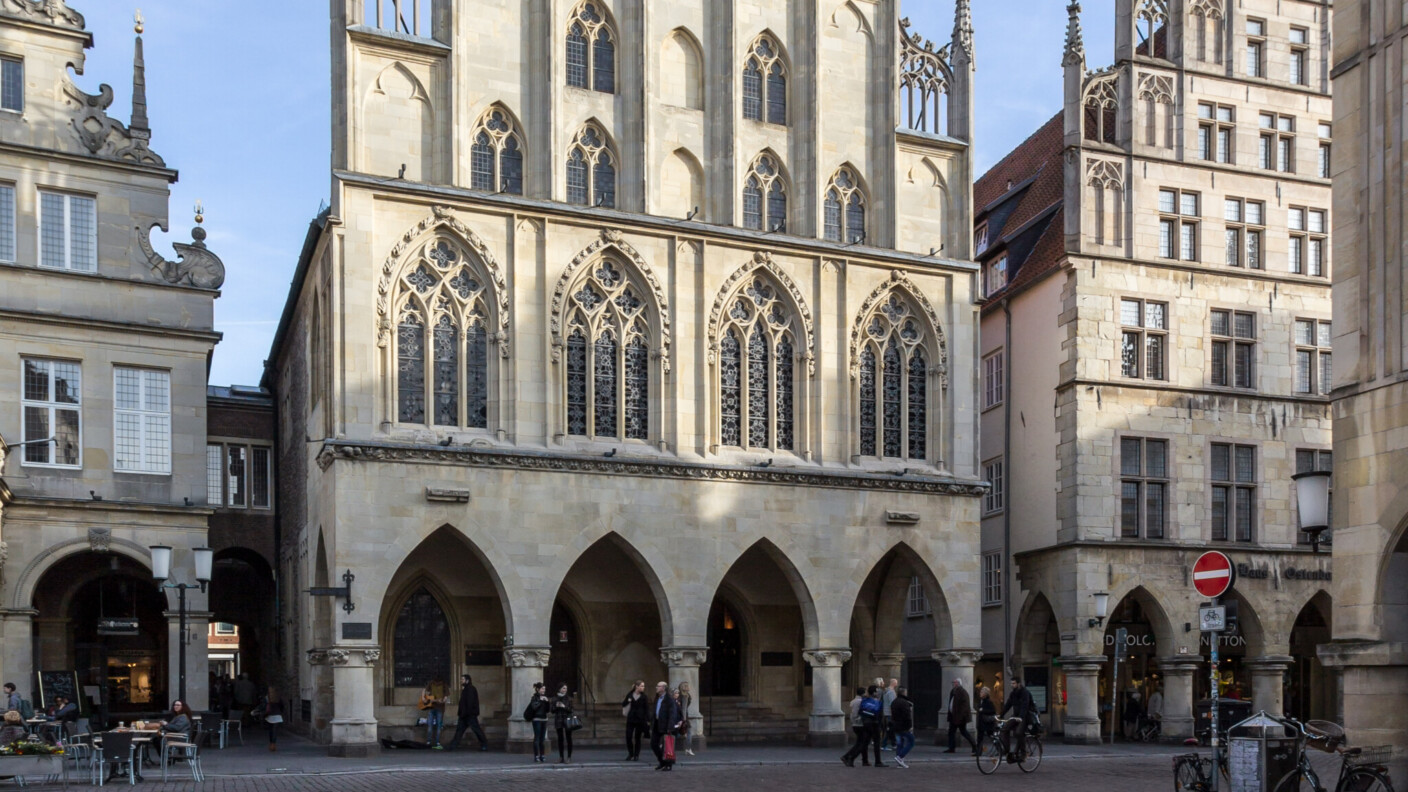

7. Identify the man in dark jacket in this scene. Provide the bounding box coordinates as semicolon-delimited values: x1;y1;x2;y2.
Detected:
446;674;488;751
649;681;681;770
1000;677;1036;760
890;688;916;768
944;678;977;753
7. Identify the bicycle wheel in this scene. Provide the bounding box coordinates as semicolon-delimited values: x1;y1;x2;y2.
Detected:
1341;768;1395;792
1174;756;1204;791
976;736;1002;775
1272;770;1309;792
1019;735;1043;773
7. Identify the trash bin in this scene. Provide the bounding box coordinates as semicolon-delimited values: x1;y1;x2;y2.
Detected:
1226;712;1298;792
1195;698;1253;745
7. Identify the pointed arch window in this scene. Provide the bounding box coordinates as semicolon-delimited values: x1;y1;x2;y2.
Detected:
742;34;787;125
393;239;494;429
392;586;451;687
564;258;653;441
567;124;616;208
718;276;797;451
857;294;930;460
824;167;866;243
566;2;615;93
742;153;788;232
1084;78;1119;144
469;108;524;194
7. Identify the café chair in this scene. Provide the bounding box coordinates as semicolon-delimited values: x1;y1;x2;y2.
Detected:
97;731;136;787
221;711;244;747
160;738;203;783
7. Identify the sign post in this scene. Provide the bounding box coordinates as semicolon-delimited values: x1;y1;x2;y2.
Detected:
1193;551;1235;792
1110;627;1127;745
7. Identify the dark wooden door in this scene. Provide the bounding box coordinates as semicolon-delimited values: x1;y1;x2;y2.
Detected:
545;602;580;695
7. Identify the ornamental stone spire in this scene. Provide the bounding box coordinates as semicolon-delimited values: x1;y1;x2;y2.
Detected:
131;10;150;135
952;0;974;65
1063;0;1086;68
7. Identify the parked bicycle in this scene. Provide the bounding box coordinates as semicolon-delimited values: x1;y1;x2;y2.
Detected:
1173;750;1228;791
976;717;1042;775
1270;717;1394;792
1135;713;1163;743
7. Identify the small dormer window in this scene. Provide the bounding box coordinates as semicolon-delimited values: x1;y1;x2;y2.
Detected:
975;224;989;255
1;57;22;113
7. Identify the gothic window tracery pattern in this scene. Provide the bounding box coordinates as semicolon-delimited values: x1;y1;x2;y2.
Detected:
1134;0;1170;59
742;34;787;125
1188;0;1224;63
469;107;524;195
899;17;952;135
566;1;616;93
1083;73;1119;144
393;238;494;429
392;586;451;688
742;153;788;232
717;275;798;450
563;257;653;441
1087;159;1125;247
1137;74;1175;148
824;167;867;243
856;292;930;460
567;123;616;208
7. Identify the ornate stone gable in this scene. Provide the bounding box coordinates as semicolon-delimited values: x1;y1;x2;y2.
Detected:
60;78;164;167
550;229;673;375
374;205;512;358
0;0;82;29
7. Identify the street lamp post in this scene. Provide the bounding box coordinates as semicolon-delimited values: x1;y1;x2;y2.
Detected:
149;545;213;705
1292;470;1332;553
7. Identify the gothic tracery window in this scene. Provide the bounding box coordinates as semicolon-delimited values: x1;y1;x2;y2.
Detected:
394;239;493;429
564;258;652;441
742;34;787;125
823;167;867;243
469;107;524;194
1084;77;1119;145
899;18;951;135
742;153;788;232
567;1;616;93
567;124;617;208
857;293;930;460
718;275;797;450
392;586;451;688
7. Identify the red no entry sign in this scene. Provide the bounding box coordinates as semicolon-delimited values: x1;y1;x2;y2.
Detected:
1193;551;1235;598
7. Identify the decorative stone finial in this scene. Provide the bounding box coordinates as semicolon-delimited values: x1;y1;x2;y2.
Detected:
1063;1;1086;68
130;16;149;135
134;8;143;34
952;0;974;64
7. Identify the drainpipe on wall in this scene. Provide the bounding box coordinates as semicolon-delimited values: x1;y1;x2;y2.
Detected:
1002;298;1014;678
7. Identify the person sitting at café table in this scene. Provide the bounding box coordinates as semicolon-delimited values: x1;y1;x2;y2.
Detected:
0;710;27;744
154;701;192;761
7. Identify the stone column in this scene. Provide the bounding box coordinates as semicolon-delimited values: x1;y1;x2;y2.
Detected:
504;647;550;754
935;649;983;746
1246;655;1294;716
325;646;381;757
1057;655;1107;745
803;649;851;747
661;647;708;751
0;610;37;699
1155;656;1201;740
163;610;211;711
870;652;906;686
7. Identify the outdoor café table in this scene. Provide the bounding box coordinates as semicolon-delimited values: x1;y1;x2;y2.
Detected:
0;751;70;789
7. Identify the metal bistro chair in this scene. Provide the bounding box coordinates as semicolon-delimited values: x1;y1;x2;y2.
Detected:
160;736;203;783
63;733;98;784
220;711;244;748
96;731;136;787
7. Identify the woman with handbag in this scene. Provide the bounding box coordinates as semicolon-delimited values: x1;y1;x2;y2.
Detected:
264;686;285;752
621;680;649;761
523;683;551;763
551;684;576;763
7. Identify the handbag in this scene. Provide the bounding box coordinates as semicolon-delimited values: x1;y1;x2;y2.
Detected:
565;714;583;732
265;714;283;724
663;734;676;762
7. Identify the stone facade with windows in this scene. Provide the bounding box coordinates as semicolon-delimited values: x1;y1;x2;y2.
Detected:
975;0;1332;745
1322;0;1408;763
0;3;228;714
269;0;983;756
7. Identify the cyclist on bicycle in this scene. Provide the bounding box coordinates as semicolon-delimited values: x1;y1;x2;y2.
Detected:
975;685;997;755
1000;677;1035;761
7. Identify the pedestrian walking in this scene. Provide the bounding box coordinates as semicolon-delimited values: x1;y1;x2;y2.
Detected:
891;687;915;768
1121;687;1142;740
671;688;691;759
447;674;489;751
232;673;257;722
649;680;681;771
975;686;996;756
523;682;551;763
552;684;575;763
840;687;869;766
943;678;977;753
677;681;695;756
621;680;649;761
841;685;884;767
263;686;284;752
881;678;898;750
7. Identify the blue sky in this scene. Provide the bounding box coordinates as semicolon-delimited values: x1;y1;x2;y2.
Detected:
73;1;1118;387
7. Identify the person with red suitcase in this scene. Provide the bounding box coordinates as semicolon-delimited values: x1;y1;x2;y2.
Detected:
650;681;682;771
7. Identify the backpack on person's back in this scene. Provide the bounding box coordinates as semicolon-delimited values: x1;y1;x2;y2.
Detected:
859;696;882;721
15;697;32;720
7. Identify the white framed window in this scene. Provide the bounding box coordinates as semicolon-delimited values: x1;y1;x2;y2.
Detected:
983;458;1005;515
1120;436;1168;539
906;575;929;617
113;367;170;474
21;357;81;467
983;255;1007;297
214;622;237;636
1211;442;1256;542
1197;103;1235;164
1289;207;1328;277
1120;298;1167;380
1289;27;1309;86
0;56;21;113
1158;189;1199;260
983;350;1005;409
1211;309;1257;389
1294;319;1332;395
1223;198;1264;269
981;551;1002;606
0;183;14;262
38;190;96;272
975;224;989;256
1246;19;1266;78
1317;123;1332;179
207;441;274;509
1259;113;1295;172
